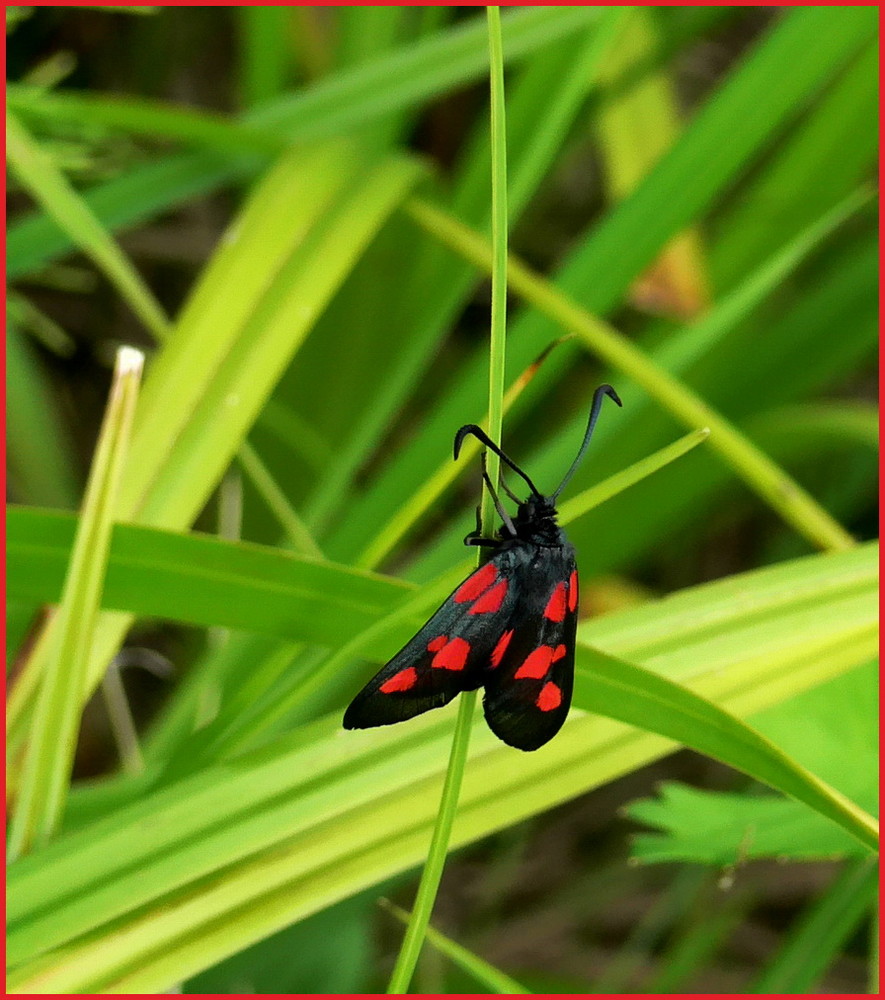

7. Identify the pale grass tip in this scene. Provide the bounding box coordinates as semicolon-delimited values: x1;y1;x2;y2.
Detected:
116;345;145;376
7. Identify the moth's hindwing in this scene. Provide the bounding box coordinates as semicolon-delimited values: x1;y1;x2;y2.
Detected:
481;543;578;751
343;551;520;730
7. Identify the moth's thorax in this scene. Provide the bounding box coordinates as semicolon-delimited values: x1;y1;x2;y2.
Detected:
511;495;564;546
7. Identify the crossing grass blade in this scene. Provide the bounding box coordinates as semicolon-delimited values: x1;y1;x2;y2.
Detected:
6;542;876;991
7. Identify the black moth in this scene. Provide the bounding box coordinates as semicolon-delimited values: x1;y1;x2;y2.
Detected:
343;384;622;751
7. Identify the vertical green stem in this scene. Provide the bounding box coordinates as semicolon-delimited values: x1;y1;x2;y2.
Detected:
8;346;144;859
385;7;509;993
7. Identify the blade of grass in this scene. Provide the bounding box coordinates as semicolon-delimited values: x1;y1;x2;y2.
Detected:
596;7;710;319
6;321;79;509
303;9;626;537
6;507;414;653
7;347;145;860
381;900;530;994
572;647;878;852
236;7;293;109
6;110;169;341
6;544;875;989
557;427;710;525
405;195;858;553
235;443;323;558
387;9;508;993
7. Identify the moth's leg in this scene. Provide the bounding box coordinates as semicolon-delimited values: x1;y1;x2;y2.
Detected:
481;449;517;536
464;506;499;548
464;535;500;548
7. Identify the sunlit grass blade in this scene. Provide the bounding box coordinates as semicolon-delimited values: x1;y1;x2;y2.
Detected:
386;11;509;993
572;647;877;853
236;443;323;557
558;427;710;526
381;900;530;994
405;196;856;553
6;507;414;652
6;544;875;991
6;109;169;341
7;347;144;861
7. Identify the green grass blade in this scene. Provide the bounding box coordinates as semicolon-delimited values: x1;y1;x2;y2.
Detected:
387;11;509;993
7;147;423;758
572;648;877;852
6;507;413;652
558;428;710;526
7;347;144;860
6;321;79;509
302;12;625;537
6;545;875;990
596;7;710;318
236;7;294;109
6;109;169;341
235;443;322;557
552;5;875;312
382;900;530;994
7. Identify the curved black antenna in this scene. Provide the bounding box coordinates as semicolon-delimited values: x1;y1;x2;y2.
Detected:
551;384;622;501
454;424;542;498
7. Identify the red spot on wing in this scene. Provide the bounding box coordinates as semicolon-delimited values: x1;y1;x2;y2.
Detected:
431;636;470;671
469;578;508;615
536;681;562;712
454;562;497;603
552;644;567;662
490;630;514;668
380;667;418;693
568;570;578;613
426;635;448;652
544;583;567;622
515;646;555;680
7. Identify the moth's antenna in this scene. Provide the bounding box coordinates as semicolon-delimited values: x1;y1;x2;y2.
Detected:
551;384;622;501
454;424;542;498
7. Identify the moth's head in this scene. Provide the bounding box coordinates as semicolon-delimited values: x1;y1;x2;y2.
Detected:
516;494;557;525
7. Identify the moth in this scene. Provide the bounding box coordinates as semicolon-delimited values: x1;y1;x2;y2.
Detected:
343;385;621;750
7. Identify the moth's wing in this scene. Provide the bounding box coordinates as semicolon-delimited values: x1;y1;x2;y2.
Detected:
343;551;521;730
482;545;578;751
